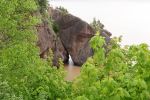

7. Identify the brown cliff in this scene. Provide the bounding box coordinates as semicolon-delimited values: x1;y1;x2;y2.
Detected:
36;7;111;66
36;21;68;66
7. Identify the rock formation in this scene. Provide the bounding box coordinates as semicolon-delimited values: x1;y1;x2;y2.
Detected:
36;7;112;66
36;21;68;66
51;9;95;66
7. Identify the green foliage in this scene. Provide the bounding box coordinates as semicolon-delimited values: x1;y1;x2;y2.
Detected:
0;0;150;100
90;32;105;66
47;49;54;66
72;33;150;100
35;0;48;14
52;22;60;33
0;0;68;99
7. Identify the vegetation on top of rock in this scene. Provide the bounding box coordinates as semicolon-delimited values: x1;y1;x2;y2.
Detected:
56;6;68;15
90;18;104;33
36;0;48;14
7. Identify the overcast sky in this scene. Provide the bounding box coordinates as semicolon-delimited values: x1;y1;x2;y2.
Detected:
49;0;150;46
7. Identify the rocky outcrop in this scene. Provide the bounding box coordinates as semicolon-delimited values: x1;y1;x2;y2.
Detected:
36;7;112;66
36;21;68;66
51;9;94;66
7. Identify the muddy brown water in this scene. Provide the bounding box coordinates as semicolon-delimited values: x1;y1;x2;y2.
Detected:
64;55;81;81
64;64;81;81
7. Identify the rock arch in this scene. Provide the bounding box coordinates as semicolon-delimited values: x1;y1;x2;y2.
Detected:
37;8;112;66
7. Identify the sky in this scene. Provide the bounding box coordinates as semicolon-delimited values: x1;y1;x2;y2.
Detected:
49;0;150;46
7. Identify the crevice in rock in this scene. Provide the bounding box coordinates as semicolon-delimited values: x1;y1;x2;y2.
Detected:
58;35;70;64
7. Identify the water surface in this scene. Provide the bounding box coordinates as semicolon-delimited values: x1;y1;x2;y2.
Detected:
64;64;80;81
64;55;81;81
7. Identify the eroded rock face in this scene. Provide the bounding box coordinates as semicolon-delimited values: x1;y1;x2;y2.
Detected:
36;21;68;66
51;9;95;66
36;8;112;66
